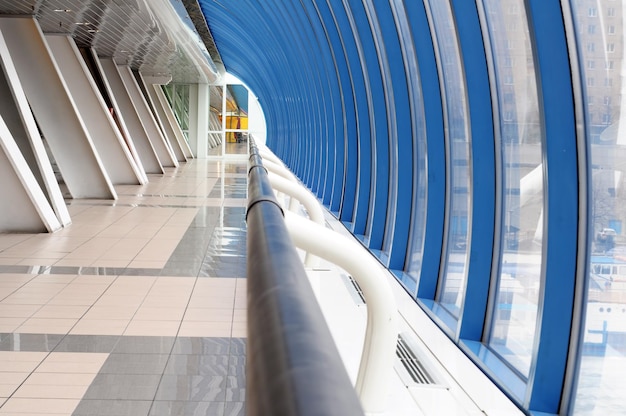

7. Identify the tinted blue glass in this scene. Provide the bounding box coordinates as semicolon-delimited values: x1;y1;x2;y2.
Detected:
426;0;472;318
481;0;544;377
397;2;428;293
570;0;626;413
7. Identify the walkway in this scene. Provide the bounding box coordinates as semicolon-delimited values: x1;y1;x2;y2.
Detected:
0;159;247;416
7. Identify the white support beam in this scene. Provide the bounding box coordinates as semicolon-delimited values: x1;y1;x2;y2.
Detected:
98;58;163;174
90;52;147;183
152;84;194;159
117;65;178;168
0;29;71;226
0;17;116;200
45;35;144;186
0;112;61;233
140;74;187;162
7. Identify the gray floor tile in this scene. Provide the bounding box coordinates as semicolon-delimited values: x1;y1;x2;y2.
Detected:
226;375;245;389
172;338;231;355
149;401;225;416
227;355;245;375
84;374;161;400
72;399;152;416
224;388;245;402
112;336;175;354
223;402;245;416
100;353;170;375
164;355;229;376
229;338;246;356
155;375;225;401
0;333;64;351
54;335;120;353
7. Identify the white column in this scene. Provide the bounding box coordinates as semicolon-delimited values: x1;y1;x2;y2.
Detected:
197;83;209;159
118;65;178;168
188;84;199;157
0;29;71;226
152;84;194;159
0;112;61;233
98;57;163;175
188;83;209;159
45;35;144;185
0;17;116;200
221;83;227;157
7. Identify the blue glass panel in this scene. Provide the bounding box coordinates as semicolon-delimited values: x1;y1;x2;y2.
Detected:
450;0;495;343
425;0;472;319
335;0;373;233
570;0;626;413
403;0;440;296
480;0;544;377
352;0;390;249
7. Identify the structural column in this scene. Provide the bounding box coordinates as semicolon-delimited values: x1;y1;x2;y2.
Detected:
188;83;209;158
45;35;145;186
118;65;178;168
0;17;116;199
0;29;71;227
98;58;163;175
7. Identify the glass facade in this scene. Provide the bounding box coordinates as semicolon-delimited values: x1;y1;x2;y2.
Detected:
571;0;626;413
480;0;544;377
162;83;190;140
426;0;472;318
204;0;626;413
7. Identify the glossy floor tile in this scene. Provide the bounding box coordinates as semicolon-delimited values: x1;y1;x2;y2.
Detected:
0;160;247;416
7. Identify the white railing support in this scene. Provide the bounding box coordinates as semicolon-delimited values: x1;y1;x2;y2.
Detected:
268;171;325;268
284;211;398;416
258;145;283;165
262;158;302;211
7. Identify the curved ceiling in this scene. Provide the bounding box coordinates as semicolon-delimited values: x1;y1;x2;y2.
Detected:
197;0;345;203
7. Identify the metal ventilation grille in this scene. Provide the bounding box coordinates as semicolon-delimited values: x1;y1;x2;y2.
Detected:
348;275;366;304
396;335;436;385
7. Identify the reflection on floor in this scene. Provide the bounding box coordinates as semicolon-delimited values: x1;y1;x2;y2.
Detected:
208;141;249;157
0;159;247;416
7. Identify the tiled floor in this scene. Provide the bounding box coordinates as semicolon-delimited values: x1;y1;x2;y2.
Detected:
0;159;247;416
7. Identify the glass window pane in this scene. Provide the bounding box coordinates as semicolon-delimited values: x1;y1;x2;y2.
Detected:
225;84;249;155
164;84;190;140
426;0;472;318
570;0;626;413
400;7;428;295
481;0;544;377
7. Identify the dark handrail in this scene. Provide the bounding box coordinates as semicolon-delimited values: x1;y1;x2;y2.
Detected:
246;140;365;416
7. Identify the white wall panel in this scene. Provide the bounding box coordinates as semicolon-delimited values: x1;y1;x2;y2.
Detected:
98;57;164;175
118;65;178;168
0;17;116;200
46;35;145;186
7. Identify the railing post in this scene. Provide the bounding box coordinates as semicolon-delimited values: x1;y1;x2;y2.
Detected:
267;171;325;268
284;211;398;416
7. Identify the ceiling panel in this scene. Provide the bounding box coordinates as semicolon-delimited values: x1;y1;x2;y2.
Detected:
0;0;216;83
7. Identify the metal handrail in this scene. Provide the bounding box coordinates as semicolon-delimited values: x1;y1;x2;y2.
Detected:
258;145;399;416
246;140;364;416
